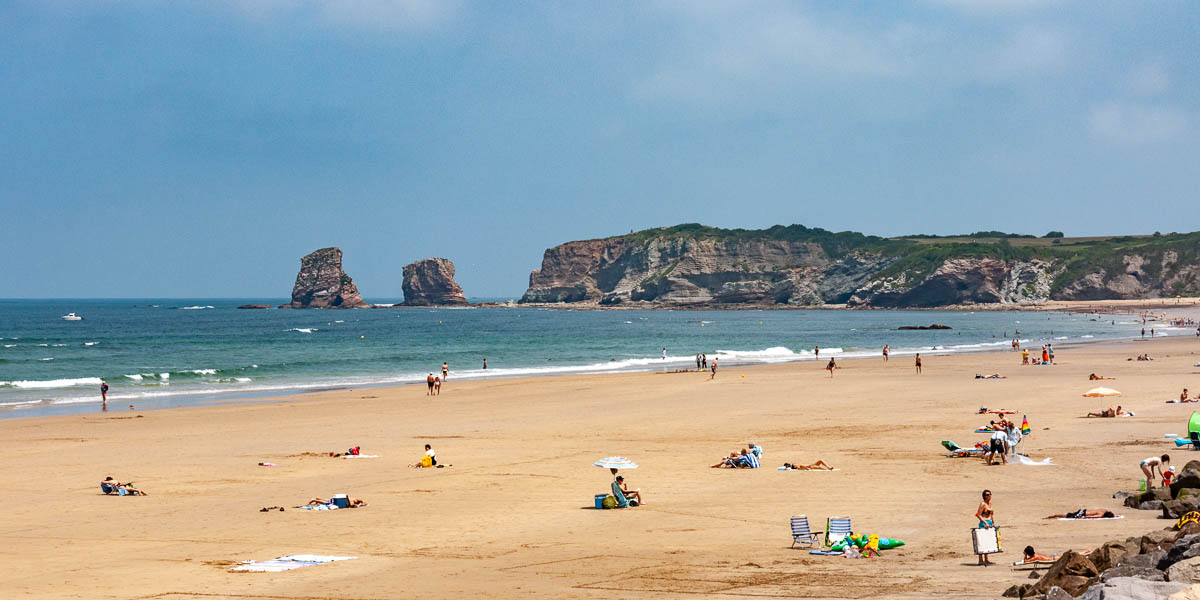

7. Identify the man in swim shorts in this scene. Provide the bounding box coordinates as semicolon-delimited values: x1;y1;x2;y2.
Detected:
987;430;1008;465
426;373;435;395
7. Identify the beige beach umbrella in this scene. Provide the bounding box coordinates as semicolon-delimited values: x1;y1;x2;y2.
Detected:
1082;387;1121;398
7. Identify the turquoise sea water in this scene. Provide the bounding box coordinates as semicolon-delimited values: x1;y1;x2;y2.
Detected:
0;299;1168;418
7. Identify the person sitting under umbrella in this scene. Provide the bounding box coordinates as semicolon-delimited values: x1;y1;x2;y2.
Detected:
613;475;644;506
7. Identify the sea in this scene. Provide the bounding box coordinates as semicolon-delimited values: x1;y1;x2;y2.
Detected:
0;299;1180;418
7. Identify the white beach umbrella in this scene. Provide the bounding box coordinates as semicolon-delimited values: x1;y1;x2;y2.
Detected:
593;456;638;470
1082;387;1121;398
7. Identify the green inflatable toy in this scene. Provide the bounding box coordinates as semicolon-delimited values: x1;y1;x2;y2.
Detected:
830;534;905;552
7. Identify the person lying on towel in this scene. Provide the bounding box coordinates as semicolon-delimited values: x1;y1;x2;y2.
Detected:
1086;406;1128;418
1044;509;1116;519
308;497;366;508
780;461;835;470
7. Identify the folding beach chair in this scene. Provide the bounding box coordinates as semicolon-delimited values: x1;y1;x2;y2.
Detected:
790;515;820;549
826;517;852;546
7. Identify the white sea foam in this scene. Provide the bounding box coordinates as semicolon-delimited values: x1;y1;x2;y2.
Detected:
0;399;45;407
125;374;143;381
180;305;215;310
84;342;99;346
160;372;170;380
0;377;103;389
288;328;317;333
334;320;344;323
2;344;14;348
39;357;53;361
1081;335;1094;338
234;377;252;383
51;343;66;347
251;365;258;368
37;343;48;347
189;369;217;375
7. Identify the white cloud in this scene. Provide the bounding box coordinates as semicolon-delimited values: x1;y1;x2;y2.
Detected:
1128;64;1169;97
1087;102;1189;145
634;4;1073;106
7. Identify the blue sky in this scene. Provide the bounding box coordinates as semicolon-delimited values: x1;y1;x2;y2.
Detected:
2;1;1197;298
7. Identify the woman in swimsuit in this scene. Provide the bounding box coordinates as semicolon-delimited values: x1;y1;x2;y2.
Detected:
974;490;994;566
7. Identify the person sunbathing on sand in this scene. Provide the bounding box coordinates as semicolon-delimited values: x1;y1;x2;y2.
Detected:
780;460;834;470
1087;406;1128;418
710;451;741;468
101;476;147;496
975;373;1006;379
1021;546;1057;563
1044;509;1116;519
1089;373;1115;380
308;497;366;507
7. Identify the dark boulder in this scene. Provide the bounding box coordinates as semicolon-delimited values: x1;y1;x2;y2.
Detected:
1099;565;1166;582
1026;551;1101;597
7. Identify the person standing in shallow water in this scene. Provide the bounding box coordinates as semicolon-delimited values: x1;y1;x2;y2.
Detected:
442;362;449;381
915;353;922;374
482;358;487;370
882;344;889;362
100;381;108;411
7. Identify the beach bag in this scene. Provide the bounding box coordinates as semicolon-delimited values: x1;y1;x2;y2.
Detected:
349;446;360;456
602;495;617;509
420;455;433;468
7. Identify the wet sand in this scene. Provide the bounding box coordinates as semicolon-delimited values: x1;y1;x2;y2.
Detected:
3;333;1200;598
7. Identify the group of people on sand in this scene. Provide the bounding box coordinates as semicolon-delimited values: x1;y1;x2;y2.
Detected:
975;489;1117;567
1021;344;1054;365
982;417;1022;465
711;442;763;468
425;362;450;395
694;353;709;370
1129;353;1154;361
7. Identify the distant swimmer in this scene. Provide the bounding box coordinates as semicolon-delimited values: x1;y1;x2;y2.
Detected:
662;347;667;360
483;358;487;370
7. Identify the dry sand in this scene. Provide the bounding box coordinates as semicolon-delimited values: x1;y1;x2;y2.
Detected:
3;332;1200;599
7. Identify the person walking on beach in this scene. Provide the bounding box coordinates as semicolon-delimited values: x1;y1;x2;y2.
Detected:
442;362;449;381
426;373;435;395
710;357;718;380
1021;348;1029;364
975;490;995;566
882;344;889;362
826;357;836;377
914;353;922;374
433;376;441;395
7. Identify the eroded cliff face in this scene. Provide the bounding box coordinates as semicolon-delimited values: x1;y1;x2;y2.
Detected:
282;247;369;309
521;237;896;306
402;258;468;306
521;231;1200;308
847;258;1058;307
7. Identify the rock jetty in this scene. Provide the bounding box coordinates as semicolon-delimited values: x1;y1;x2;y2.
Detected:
281;247;369;309
402;258;468;306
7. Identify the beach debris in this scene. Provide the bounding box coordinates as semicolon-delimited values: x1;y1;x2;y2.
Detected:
230;554;355;572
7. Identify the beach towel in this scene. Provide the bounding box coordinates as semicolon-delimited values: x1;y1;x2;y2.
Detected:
809;550;844;556
231;555;356;572
1016;455;1054;466
1057;515;1123;521
610;480;631;508
1012;560;1056;568
343;455;380;459
294;503;369;510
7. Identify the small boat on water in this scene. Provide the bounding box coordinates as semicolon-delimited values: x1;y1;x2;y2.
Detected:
61;313;82;321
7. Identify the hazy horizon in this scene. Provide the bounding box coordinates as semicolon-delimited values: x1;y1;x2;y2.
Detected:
4;1;1197;298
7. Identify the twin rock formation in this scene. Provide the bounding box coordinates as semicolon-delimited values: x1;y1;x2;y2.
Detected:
283;248;466;308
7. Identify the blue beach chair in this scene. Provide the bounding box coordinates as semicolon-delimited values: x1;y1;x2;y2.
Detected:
790;515;820;549
826;517;852;546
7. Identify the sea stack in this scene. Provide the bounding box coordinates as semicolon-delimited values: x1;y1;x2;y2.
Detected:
282;247;369;308
402;258;468;306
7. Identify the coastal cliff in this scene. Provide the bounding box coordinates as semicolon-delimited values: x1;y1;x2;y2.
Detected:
282;247;369;309
402;258;468;306
520;225;1200;308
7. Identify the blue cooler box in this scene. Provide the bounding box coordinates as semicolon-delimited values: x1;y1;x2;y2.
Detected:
594;494;607;509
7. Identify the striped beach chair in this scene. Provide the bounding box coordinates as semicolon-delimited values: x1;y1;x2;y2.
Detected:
826;517;852;546
790;515;820;549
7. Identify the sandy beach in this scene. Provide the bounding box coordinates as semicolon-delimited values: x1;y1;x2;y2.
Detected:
4;331;1200;599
